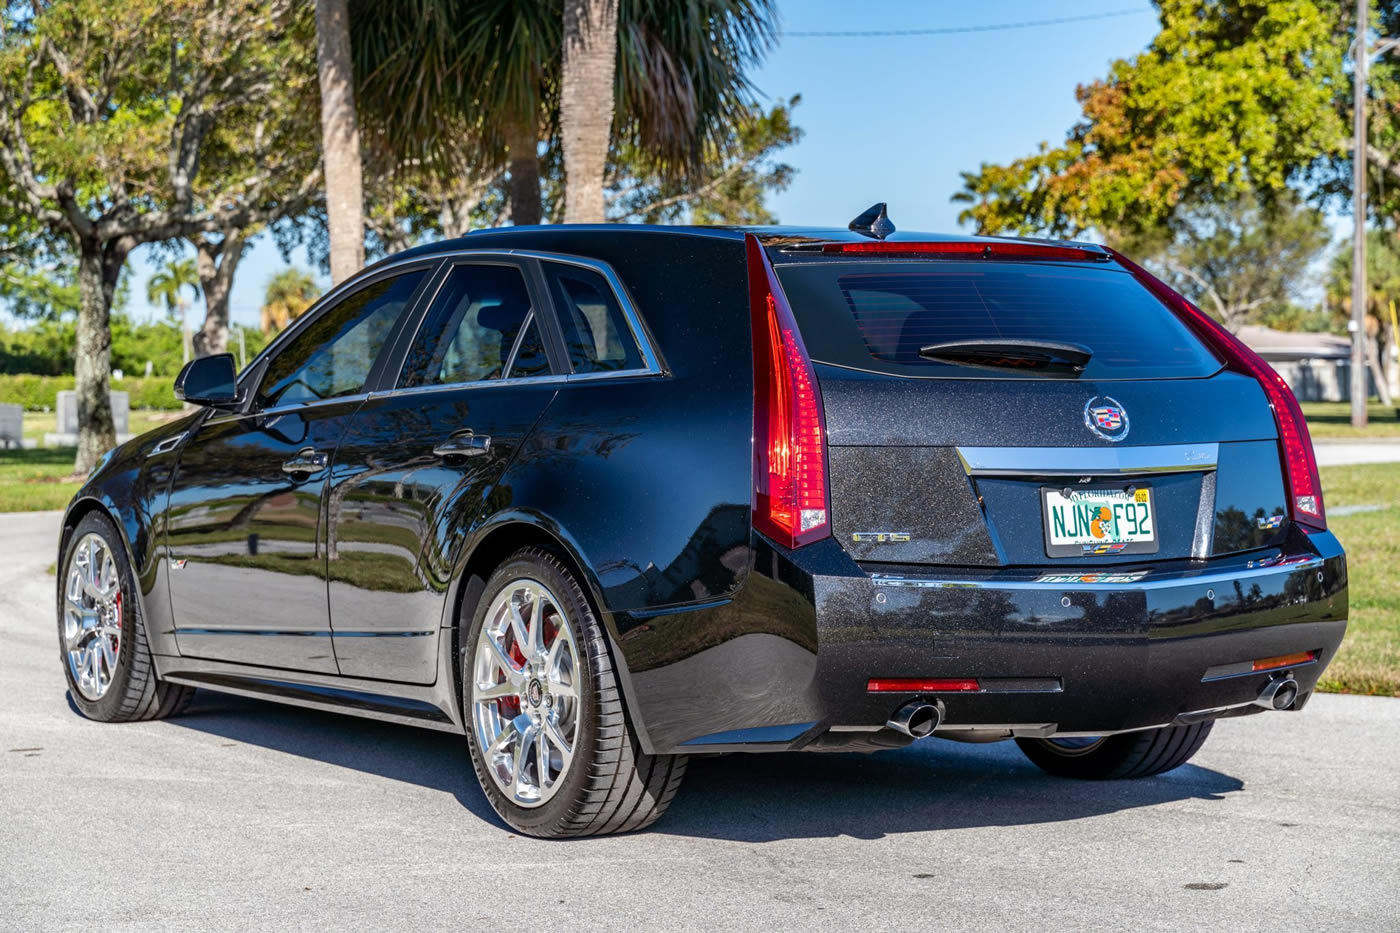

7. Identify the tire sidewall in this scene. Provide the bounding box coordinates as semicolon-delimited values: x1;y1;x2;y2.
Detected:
57;513;143;721
461;550;605;834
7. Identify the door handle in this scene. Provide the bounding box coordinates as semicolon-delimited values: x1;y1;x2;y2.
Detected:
282;448;329;474
433;431;491;459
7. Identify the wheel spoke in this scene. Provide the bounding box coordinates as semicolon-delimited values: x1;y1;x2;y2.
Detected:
474;680;516;702
480;631;524;686
536;728;550;783
511;723;537;795
100;634;118;673
508;599;531;660
543;717;573;769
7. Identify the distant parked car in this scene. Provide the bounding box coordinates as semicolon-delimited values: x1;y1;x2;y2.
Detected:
57;207;1347;837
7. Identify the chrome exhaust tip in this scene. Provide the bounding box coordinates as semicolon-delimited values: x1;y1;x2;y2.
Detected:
1254;676;1299;711
887;699;944;738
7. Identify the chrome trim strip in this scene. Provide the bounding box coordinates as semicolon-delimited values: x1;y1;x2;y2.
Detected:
868;555;1324;592
177;628;434;638
956;442;1220;476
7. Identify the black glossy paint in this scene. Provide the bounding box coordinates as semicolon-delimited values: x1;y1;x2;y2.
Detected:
60;224;1348;759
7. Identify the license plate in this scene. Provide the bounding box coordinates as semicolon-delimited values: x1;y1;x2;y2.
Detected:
1041;485;1158;557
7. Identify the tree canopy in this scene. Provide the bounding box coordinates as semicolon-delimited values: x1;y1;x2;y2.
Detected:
954;0;1400;238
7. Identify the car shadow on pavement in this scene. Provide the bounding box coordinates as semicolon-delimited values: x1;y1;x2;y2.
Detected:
161;691;1244;841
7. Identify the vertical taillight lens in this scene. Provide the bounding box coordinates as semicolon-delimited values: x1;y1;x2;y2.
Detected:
746;234;830;548
1108;249;1326;529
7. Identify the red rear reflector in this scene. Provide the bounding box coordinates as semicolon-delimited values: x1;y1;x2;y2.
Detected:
867;678;981;693
746;234;830;549
1108;249;1326;530
1252;650;1317;672
822;240;1102;261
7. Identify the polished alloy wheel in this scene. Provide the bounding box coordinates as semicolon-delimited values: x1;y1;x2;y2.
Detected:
62;533;123;700
471;578;580;808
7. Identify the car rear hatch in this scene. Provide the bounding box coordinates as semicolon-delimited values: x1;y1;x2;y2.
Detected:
764;238;1317;569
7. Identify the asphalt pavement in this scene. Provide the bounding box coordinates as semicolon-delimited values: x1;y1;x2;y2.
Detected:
2;509;1398;932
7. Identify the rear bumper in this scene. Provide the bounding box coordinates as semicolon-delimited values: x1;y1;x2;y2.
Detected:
798;528;1346;741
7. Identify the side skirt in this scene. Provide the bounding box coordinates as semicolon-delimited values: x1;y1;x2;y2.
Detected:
154;652;466;735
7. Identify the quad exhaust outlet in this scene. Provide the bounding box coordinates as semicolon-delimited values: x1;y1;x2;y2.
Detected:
887;699;945;738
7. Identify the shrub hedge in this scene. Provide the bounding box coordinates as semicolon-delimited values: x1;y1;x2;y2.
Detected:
0;374;181;411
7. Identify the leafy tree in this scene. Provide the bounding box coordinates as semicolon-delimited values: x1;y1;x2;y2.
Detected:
260;268;322;335
0;0;321;473
608;96;800;224
350;0;779;227
1327;229;1400;401
954;0;1400;238
146;257;201;365
1119;193;1329;333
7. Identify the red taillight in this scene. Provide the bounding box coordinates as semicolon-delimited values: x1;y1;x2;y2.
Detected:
867;678;981;693
822;240;1103;261
746;234;830;548
1108;249;1326;530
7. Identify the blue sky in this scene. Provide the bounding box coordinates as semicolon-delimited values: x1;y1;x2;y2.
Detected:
125;1;1166;329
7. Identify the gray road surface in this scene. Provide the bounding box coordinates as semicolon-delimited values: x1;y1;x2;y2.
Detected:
1313;440;1400;467
2;509;1398;932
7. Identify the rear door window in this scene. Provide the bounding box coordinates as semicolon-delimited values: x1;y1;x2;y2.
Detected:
773;260;1221;380
399;263;545;387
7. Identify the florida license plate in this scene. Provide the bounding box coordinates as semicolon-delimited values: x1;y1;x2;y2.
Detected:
1041;485;1158;557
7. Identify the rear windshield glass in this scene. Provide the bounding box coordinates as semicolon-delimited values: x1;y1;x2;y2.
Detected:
773;260;1221;380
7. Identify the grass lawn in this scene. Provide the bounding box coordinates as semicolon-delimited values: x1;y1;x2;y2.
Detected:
0;447;83;512
1301;401;1400;439
1316;462;1400;696
20;409;179;446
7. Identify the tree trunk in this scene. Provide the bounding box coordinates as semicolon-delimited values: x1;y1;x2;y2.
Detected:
72;239;126;476
561;0;619;224
192;231;246;358
316;0;365;283
505;112;543;226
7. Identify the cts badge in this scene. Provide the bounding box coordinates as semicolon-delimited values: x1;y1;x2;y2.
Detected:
1084;396;1130;442
852;532;911;543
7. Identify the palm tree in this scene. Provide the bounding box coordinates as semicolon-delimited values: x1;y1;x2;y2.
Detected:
147;257;201;366
261;268;322;335
561;0;619;223
316;0;365;283
349;0;778;227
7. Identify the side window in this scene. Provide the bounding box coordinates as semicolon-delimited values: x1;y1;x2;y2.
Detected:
542;264;644;373
399;263;544;387
256;270;426;408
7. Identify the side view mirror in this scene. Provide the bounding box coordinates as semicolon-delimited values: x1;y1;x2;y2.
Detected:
174;353;240;408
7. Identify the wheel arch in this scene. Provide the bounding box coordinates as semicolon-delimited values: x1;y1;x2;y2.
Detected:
445;510;657;753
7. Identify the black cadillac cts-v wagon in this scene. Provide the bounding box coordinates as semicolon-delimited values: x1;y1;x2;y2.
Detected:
58;210;1347;836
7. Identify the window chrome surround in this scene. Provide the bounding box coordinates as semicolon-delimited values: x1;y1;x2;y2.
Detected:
956;443;1219;477
219;248;665;422
388;248;665;393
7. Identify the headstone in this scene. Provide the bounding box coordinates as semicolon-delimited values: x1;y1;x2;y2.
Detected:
47;390;132;447
0;403;21;448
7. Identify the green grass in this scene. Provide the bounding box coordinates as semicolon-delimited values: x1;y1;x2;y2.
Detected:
1316;462;1400;696
20;409;177;446
1302;401;1400;439
0;448;82;512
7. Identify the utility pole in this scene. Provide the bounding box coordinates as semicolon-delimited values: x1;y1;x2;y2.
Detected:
1352;0;1369;429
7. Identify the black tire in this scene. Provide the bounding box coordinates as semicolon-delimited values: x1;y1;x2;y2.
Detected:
57;512;195;722
1015;722;1214;780
461;547;686;837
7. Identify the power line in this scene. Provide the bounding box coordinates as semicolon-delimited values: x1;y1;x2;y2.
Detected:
783;8;1150;39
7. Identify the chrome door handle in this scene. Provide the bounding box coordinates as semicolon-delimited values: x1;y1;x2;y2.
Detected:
282;448;328;473
433;431;491;458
